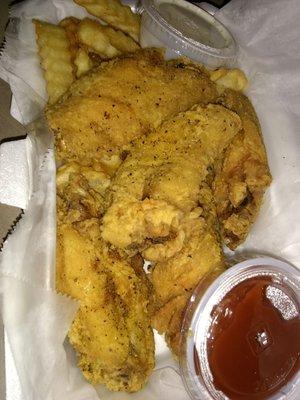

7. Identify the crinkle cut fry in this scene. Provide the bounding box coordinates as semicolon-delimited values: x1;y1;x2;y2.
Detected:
59;17;140;77
59;17;99;78
78;18;121;59
78;18;140;56
101;22;140;53
74;0;140;42
33;19;74;105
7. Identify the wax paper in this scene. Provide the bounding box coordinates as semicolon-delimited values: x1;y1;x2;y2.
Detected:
0;0;299;399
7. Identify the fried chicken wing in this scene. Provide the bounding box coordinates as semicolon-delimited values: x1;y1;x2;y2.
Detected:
56;164;154;392
46;49;218;166
101;104;242;355
102;104;241;249
150;202;224;355
214;89;272;249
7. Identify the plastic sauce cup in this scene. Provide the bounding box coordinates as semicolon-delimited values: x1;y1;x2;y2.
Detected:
180;257;300;400
139;0;237;68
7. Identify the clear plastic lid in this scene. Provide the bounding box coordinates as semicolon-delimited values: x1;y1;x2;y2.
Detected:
140;0;237;67
180;257;300;400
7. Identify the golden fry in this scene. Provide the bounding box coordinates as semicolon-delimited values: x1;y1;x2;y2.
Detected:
59;17;80;62
80;18;140;54
100;23;140;53
78;18;121;59
74;0;140;42
210;68;248;91
59;18;98;77
74;47;96;77
33;19;74;104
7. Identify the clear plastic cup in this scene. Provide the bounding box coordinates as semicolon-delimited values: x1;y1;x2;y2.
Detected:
180;257;300;400
139;0;237;67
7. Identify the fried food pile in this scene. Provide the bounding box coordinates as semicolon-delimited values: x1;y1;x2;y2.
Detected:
34;1;271;393
48;49;271;392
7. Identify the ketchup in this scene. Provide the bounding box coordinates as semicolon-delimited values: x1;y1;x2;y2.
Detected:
200;277;300;400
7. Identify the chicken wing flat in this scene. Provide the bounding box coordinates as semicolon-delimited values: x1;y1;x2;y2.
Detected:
101;104;242;354
56;163;154;392
214;89;272;249
46;49;218;165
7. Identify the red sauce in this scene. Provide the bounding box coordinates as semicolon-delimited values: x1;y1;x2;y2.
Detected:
201;277;300;399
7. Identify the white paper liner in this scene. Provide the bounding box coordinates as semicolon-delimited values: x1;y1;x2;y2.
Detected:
0;0;299;399
0;122;98;399
0;138;29;209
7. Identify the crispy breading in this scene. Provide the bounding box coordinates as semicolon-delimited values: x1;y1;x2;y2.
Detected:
56;164;154;392
101;104;242;355
56;161;110;222
33;19;74;104
150;184;224;355
57;222;154;391
214;89;272;249
151;211;224;355
46;49;219;165
74;0;140;41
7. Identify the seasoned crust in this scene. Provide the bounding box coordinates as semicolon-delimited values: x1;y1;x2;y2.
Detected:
46;48;218;165
214;89;272;249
